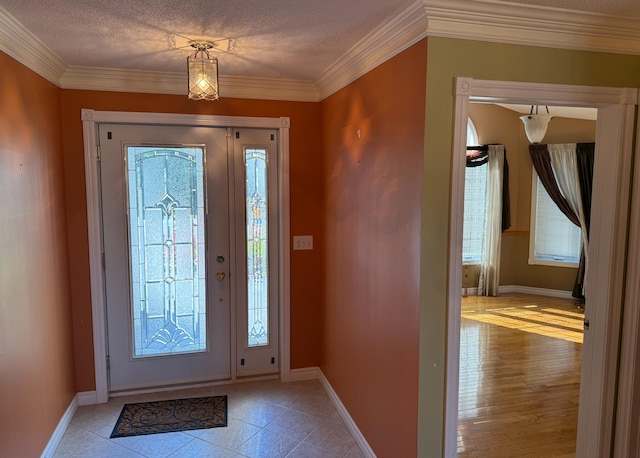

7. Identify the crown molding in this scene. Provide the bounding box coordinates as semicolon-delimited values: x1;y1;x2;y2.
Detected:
5;0;640;103
423;0;640;55
60;66;320;102
316;0;428;100
0;6;66;85
219;75;320;102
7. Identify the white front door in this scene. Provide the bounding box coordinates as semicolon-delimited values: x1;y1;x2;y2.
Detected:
99;123;279;393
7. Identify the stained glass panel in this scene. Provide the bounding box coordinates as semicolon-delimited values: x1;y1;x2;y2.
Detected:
245;148;269;347
126;146;206;357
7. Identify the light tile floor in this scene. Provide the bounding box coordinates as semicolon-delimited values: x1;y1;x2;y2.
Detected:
54;379;365;458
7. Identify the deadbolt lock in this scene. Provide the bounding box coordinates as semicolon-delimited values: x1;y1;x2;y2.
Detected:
216;271;225;281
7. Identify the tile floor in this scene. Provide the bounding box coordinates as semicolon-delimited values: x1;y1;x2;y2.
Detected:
53;379;365;458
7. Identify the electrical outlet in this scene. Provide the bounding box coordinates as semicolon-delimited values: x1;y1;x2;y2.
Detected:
293;235;313;250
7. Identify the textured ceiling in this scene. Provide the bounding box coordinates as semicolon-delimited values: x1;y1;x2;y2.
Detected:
0;0;409;80
2;0;640;83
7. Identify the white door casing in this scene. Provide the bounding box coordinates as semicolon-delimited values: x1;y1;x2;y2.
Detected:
614;113;640;458
447;79;637;457
82;110;291;403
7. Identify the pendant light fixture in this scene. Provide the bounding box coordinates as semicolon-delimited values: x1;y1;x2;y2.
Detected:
520;106;553;144
187;41;219;101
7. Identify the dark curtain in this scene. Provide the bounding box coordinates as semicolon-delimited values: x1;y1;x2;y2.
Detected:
529;144;580;227
576;143;595;234
529;143;595;300
466;145;511;231
572;142;595;299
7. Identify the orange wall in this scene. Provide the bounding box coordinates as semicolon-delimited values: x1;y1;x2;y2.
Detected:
59;90;324;390
0;53;76;456
319;40;426;457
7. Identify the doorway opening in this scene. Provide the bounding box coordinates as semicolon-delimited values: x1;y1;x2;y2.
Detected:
457;102;596;455
445;79;636;457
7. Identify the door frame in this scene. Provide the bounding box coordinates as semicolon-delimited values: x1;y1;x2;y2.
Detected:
81;109;291;403
446;79;637;456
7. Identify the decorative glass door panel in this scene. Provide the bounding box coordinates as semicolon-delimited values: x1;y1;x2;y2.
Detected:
126;146;206;357
235;129;279;377
246;148;269;347
100;124;230;392
100;123;280;390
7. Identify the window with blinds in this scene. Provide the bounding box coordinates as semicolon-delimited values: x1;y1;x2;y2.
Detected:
463;164;487;263
529;174;581;267
462;118;487;264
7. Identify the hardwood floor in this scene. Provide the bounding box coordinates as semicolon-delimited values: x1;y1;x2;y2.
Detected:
457;293;584;457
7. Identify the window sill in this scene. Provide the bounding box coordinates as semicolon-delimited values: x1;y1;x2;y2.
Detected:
528;257;579;268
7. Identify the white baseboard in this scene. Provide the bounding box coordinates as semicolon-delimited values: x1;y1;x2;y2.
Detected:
290;367;321;381
462;285;574;299
503;285;575;299
41;394;79;458
77;391;97;406
290;367;375;456
316;371;376;457
461;287;479;296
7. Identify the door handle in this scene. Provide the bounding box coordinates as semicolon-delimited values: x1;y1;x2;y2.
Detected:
216;271;226;281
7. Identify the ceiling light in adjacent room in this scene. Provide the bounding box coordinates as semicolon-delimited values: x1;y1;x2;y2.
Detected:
520;106;553;144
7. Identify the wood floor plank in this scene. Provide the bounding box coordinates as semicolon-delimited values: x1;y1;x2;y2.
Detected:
457;293;582;457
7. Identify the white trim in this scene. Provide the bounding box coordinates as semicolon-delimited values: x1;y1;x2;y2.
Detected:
226;128;238;382
272;366;376;456
40;394;79;458
317;371;376;458
316;0;427;100
461;286;574;299
289;367;321;382
0;5;66;85
83;110;290;128
461;287;478;297
77;391;98;407
82;109;291;403
447;77;636;458
7;1;640;101
110;375;234;395
445;76;468;455
614;110;640;457
423;0;640;56
503;285;575;300
81;110;109;404
108;376;279;398
1;1;426;102
576;100;636;457
278;117;291;382
458;78;637;107
61;68;320;102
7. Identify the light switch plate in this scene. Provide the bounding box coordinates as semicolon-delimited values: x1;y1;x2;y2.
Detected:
293;235;313;250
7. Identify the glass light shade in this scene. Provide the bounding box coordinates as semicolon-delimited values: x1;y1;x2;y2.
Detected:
520;114;553;144
188;55;219;101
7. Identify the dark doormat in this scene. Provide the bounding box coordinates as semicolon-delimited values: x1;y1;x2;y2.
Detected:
110;395;227;438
